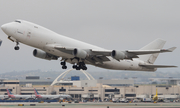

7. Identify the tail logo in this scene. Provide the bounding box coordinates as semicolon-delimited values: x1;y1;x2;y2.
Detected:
6;89;15;98
34;88;42;98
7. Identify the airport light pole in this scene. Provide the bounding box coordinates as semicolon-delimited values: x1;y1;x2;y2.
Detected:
169;77;173;95
132;77;137;95
68;77;71;97
173;79;175;95
16;79;18;94
149;79;153;97
99;77;103;102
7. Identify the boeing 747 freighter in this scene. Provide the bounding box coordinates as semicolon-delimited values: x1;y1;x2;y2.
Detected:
1;20;177;71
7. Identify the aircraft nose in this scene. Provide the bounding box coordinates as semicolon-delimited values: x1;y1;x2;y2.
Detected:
1;24;7;32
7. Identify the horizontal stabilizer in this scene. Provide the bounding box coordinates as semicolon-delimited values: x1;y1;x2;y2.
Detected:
139;64;177;68
167;47;176;52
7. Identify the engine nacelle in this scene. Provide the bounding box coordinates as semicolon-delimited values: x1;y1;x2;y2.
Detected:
33;49;57;60
111;50;125;60
72;48;87;59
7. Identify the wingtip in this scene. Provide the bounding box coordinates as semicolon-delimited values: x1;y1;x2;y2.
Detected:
173;65;178;67
168;47;177;52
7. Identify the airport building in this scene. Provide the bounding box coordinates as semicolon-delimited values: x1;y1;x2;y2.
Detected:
1;71;180;101
0;77;180;101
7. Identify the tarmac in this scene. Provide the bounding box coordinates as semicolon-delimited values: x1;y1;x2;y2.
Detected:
1;102;180;108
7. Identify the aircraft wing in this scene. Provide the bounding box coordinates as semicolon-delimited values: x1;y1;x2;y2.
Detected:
49;44;176;63
127;47;176;55
91;47;176;56
54;45;75;54
54;46;111;56
53;45;111;64
139;64;177;68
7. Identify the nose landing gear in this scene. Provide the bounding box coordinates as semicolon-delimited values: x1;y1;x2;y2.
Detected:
14;42;20;50
14;46;19;50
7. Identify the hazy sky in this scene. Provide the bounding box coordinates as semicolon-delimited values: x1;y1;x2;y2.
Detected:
0;0;179;73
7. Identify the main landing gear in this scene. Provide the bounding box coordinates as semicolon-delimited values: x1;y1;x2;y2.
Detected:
61;61;67;69
14;42;20;50
72;62;87;70
60;61;87;70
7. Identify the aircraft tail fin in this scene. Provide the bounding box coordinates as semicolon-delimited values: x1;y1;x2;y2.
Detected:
138;38;166;64
34;88;39;95
6;89;12;95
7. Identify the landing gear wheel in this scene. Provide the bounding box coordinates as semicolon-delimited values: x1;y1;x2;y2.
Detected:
72;65;77;69
60;61;67;69
78;62;87;70
62;65;67;69
76;66;80;70
79;62;85;66
82;66;87;70
14;46;19;50
61;62;66;66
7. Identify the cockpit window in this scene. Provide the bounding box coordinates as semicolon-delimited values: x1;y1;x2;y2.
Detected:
15;20;21;23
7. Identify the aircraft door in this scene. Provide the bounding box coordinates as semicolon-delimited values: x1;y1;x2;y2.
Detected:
127;60;133;69
15;28;26;41
25;29;33;44
27;29;32;39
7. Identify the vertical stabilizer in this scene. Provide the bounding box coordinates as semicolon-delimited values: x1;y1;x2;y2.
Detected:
153;88;158;101
6;89;10;95
6;88;15;98
34;88;39;95
7;89;12;95
138;39;166;64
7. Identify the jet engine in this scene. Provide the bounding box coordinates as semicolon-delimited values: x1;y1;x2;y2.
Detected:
33;49;58;60
72;48;88;59
111;50;125;60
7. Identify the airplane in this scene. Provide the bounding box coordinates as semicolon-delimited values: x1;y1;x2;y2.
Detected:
153;88;158;102
7;89;35;100
34;88;71;100
0;95;9;100
1;19;177;71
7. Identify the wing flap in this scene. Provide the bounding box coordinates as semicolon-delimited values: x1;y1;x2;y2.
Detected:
97;56;110;61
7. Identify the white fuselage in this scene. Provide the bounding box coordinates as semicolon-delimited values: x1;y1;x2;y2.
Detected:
1;20;155;71
9;94;36;99
36;94;71;100
0;95;9;100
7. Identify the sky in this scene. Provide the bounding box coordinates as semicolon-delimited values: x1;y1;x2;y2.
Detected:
0;0;179;73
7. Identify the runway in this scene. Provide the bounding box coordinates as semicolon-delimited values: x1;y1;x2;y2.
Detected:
1;102;180;108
